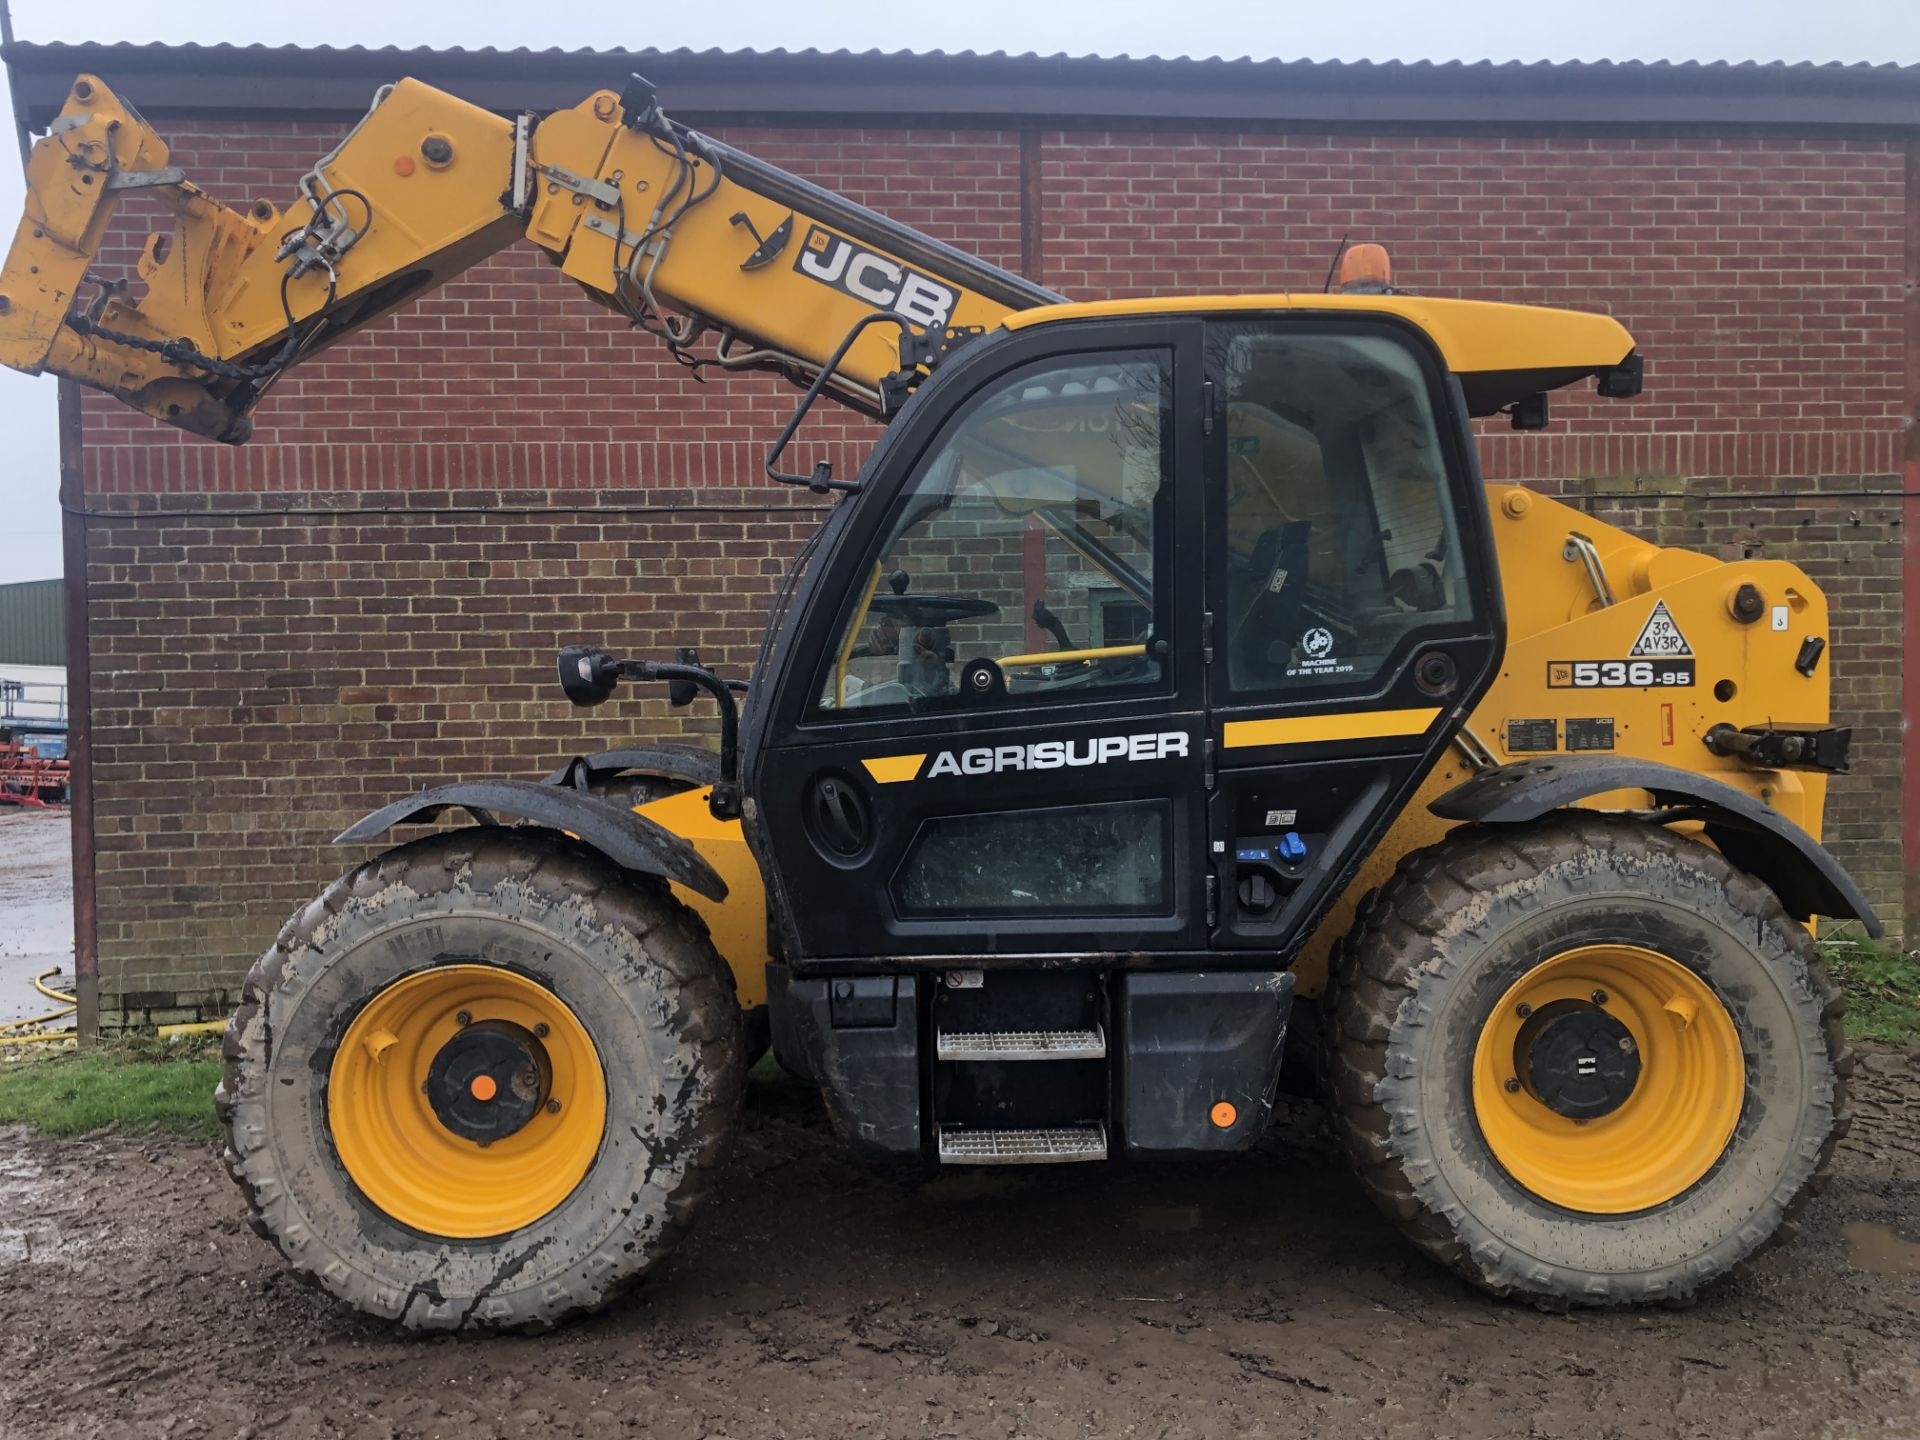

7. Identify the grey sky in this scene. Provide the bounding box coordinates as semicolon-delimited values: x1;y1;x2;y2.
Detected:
0;0;1915;585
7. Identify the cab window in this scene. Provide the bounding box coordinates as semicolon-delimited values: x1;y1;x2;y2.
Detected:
815;352;1173;716
1216;328;1470;696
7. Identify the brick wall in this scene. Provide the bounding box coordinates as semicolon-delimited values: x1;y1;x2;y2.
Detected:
79;119;1910;1022
82;489;827;1022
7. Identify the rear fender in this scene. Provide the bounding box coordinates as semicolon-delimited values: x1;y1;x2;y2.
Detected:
542;743;722;792
335;778;727;902
1431;755;1881;937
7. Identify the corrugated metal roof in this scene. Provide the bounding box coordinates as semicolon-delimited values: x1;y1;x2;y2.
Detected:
6;42;1916;68
6;40;1917;130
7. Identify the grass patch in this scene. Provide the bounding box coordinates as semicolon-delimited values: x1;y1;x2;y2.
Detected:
748;1048;785;1085
0;1037;222;1140
747;1045;810;1100
1822;940;1920;1047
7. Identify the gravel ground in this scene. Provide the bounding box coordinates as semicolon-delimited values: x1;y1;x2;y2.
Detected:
0;1045;1916;1439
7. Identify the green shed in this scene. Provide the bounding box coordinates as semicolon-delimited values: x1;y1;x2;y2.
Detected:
0;578;64;667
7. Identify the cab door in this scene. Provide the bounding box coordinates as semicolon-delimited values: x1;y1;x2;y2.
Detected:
749;319;1209;964
1201;316;1504;953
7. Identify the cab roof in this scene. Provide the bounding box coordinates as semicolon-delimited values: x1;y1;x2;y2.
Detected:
1001;293;1639;417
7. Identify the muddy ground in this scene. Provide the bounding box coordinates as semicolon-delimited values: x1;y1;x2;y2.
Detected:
1;1050;1917;1440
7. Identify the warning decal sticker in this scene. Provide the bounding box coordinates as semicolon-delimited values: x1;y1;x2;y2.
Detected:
1629;600;1692;659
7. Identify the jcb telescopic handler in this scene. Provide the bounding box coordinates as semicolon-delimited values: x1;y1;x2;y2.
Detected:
0;71;1878;1329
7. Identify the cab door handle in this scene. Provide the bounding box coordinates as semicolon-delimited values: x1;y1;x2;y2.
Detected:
806;774;872;858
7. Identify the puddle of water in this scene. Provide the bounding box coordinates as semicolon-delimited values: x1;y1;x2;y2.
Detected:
0;1149;110;1263
1843;1221;1920;1276
1133;1205;1203;1234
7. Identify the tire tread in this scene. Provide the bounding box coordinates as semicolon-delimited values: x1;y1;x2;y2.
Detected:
1323;815;1847;1308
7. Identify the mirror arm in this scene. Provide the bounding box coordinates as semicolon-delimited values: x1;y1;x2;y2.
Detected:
619;660;743;820
765;310;909;493
554;645;744;820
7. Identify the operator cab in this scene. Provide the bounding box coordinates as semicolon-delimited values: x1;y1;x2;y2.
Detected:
734;292;1617;1158
747;301;1534;959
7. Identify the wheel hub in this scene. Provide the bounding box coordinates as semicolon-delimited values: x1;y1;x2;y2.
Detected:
424;1020;551;1143
1469;943;1745;1214
1514;1001;1639;1120
328;963;607;1239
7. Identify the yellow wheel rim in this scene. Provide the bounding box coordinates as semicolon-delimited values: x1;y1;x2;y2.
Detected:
329;964;607;1239
1470;944;1744;1214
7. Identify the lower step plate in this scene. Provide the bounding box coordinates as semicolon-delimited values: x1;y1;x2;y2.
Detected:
937;1124;1108;1165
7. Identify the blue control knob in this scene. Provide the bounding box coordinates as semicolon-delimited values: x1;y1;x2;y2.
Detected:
1278;831;1308;864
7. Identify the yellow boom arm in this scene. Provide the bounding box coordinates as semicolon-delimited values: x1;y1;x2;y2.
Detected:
0;72;1052;441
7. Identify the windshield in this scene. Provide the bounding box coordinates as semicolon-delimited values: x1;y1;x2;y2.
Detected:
815;353;1173;716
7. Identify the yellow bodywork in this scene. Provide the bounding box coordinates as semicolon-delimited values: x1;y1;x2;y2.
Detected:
1222;707;1444;750
0;77;527;439
1004;291;1636;382
634;786;773;1009
0;73;1630;444
1289;484;1831;995
0;73;1019;439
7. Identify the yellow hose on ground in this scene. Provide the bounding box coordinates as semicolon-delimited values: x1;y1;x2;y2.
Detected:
0;967;77;1035
0;1004;75;1031
3;968;218;1045
33;970;76;1005
156;1019;225;1039
0;1031;75;1048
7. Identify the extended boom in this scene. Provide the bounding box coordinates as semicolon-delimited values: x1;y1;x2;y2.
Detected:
0;72;1055;441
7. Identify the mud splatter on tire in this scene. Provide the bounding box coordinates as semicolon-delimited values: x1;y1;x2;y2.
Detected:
215;828;744;1331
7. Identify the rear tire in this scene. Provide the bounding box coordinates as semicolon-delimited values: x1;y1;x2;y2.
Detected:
216;828;744;1331
1325;813;1848;1308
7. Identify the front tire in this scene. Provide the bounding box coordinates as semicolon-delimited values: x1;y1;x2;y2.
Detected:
590;765;772;1071
216;828;744;1331
1326;814;1848;1307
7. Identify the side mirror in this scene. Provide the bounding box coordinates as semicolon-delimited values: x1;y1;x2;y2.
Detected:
557;645;621;707
666;647;703;707
1509;392;1550;431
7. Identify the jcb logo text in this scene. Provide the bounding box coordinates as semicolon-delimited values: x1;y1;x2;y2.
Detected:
794;224;958;328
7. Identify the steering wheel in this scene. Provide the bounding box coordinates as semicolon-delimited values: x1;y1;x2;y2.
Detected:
865;594;1000;627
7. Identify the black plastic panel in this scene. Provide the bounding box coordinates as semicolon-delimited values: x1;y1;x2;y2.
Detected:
767;965;923;1153
1118;969;1293;1154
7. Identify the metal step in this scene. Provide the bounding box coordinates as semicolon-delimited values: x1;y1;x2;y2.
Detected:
937;1124;1108;1165
936;1025;1107;1062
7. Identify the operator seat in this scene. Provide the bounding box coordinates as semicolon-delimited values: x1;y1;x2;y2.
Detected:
1230;521;1314;684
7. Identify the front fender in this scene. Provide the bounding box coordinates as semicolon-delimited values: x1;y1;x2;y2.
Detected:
334;778;728;902
1431;755;1882;937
